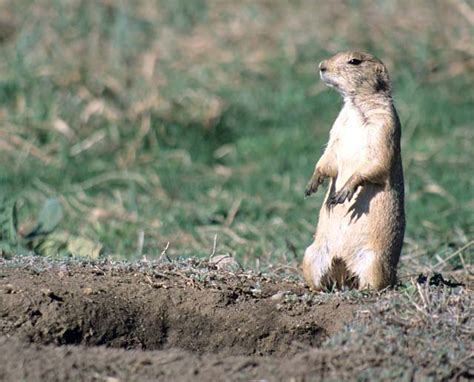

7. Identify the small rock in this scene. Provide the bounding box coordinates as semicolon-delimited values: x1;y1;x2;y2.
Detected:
82;287;94;295
270;291;286;301
40;288;52;296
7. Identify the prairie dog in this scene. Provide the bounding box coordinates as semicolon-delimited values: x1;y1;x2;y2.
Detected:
302;51;405;291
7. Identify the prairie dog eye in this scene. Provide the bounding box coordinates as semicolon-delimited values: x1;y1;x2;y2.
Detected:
348;58;362;65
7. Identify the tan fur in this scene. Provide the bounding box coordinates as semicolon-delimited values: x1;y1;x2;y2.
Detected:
303;51;405;291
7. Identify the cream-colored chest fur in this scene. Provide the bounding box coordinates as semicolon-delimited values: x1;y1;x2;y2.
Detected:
330;101;369;187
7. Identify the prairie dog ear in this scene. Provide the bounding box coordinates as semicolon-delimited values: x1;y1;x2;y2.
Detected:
375;62;387;75
374;62;390;92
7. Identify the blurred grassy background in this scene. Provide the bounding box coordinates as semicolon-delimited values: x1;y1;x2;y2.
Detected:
0;0;472;273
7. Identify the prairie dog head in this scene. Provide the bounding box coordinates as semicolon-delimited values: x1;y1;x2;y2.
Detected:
319;51;391;98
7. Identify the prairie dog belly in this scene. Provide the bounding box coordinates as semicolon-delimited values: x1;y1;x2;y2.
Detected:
319;183;382;258
319;102;385;254
333;106;369;189
318;186;371;258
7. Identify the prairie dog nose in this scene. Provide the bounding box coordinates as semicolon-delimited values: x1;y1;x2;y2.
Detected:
319;60;327;72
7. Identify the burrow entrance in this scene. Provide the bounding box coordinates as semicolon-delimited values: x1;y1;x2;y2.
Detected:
0;261;355;356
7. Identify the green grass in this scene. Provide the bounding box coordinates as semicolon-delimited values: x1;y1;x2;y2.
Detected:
0;0;472;273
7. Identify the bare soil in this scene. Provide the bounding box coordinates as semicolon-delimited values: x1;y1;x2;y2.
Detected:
0;257;359;381
1;257;472;381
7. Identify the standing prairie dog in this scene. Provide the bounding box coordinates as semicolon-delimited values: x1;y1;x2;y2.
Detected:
302;51;405;291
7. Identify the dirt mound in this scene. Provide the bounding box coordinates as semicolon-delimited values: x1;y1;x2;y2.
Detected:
0;258;354;358
1;257;471;381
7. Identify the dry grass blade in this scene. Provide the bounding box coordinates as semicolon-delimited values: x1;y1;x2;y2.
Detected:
224;198;242;227
159;242;171;262
450;0;474;25
70;131;107;157
434;240;474;271
1;132;57;165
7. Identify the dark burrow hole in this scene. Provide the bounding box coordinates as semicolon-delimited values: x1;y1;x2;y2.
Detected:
4;292;327;356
